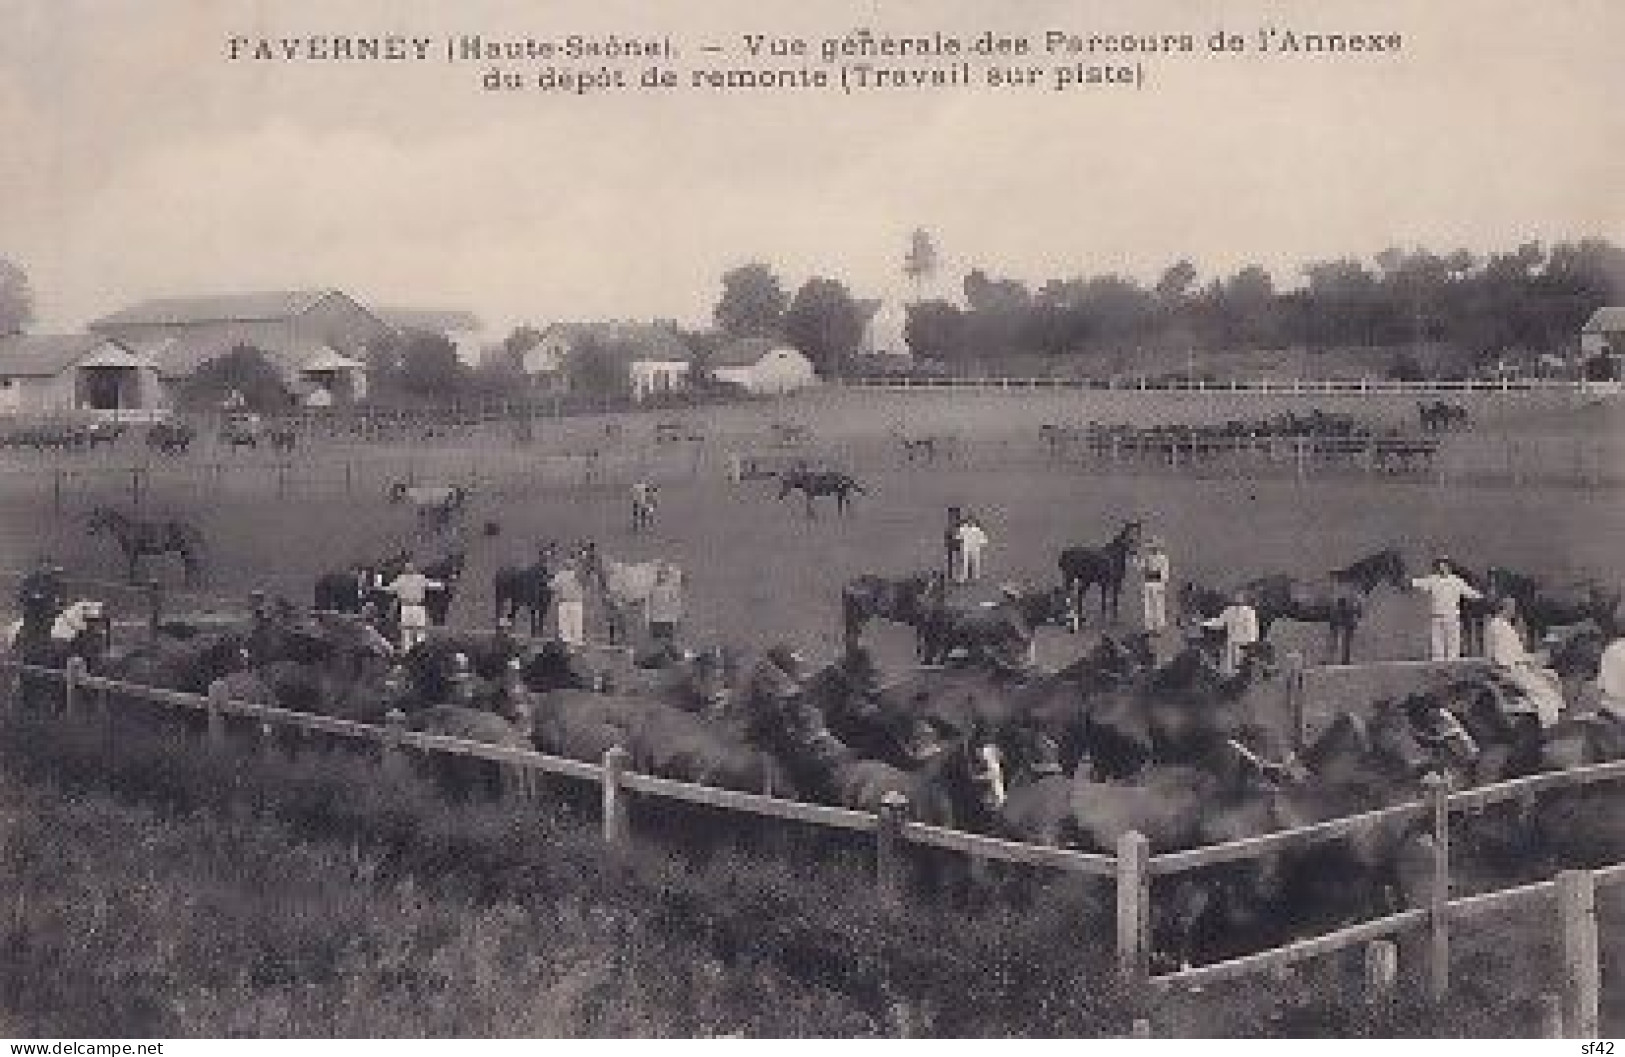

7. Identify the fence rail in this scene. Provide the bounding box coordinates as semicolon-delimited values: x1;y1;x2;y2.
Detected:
4;653;1621;1036
841;375;1620;396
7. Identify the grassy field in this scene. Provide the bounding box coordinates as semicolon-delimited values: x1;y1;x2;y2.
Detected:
1;389;1619;676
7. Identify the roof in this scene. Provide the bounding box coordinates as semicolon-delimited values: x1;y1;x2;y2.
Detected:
709;336;799;368
0;334;139;377
541;321;691;364
89;289;355;330
130;334;361;378
1582;307;1625;334
376;308;483;334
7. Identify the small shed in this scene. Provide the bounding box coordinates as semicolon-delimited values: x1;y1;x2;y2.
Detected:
709;337;819;395
0;334;165;416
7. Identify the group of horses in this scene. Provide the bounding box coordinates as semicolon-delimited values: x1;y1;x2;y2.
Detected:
1044;417;1442;474
1417;401;1472;433
1;421;125;452
16;552;1619;969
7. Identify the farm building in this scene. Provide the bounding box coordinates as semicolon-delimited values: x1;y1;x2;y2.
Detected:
89;289;391;404
521;321;693;402
1580;307;1624;379
708;337;820;394
377;307;489;365
0;334;165;417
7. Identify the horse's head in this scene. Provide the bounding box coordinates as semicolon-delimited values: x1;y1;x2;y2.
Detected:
1118;520;1145;553
775;470;800;499
387;481;407;503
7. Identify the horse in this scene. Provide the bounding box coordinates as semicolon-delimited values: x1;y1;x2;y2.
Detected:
1485;568;1620;641
493;552;555;636
1057;520;1142;627
419;550;467;626
578;541;659;645
918;585;1072;669
893;430;944;464
267;426;297;453
777;468;866;520
145;421;194;455
388;482;469;532
1242;547;1409;665
840;570;945;655
85;506;205;585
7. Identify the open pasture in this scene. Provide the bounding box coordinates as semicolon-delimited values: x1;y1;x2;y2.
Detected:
2;387;1619;676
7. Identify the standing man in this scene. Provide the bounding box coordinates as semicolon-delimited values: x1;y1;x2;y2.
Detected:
647;562;684;647
1200;589;1261;678
1409;554;1482;661
1137;536;1172;635
957;516;989;583
550;558;587;648
1483;596;1565;728
630;479;658;533
1592;629;1625;723
384;559;442;653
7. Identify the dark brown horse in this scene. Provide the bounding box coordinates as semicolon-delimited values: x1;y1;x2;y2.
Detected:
1057;520;1142;627
493;548;555;635
918;585;1072;669
777;467;866;519
1485;568;1620;641
1243;547;1408;664
85;506;205;585
841;570;945;655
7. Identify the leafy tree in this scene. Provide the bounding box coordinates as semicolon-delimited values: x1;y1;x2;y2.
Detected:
0;257;34;337
902;229;939;302
1154;260;1198;304
395;331;466;400
783;277;866;376
179;346;292;411
713;262;788;338
567;335;631;398
904;299;964;361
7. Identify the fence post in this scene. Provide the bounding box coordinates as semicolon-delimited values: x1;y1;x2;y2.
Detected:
1537;992;1565;1039
276;462;288;499
1363;939;1398;1003
130;467;144;507
63;655;86;717
1116;830;1150;986
875;790;909;904
1557;870;1600;1038
205;680;228;748
1294;439;1306;480
53;469;63;514
601;745;631;844
380;708;408;778
145;580;163;635
1422;772;1451;1001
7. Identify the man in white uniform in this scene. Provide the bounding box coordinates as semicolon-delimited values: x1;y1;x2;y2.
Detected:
550;561;587;648
1137;537;1171;634
1483;596;1565;728
1200;589;1260;678
1409;556;1482;661
384;560;442;653
1594;631;1625;723
956;517;989;583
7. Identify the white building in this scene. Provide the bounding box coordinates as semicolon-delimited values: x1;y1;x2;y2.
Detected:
522;321;693;402
858;299;911;359
709;337;819;394
0;334;166;417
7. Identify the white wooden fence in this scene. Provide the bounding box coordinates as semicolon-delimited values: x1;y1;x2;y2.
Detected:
3;653;1620;1036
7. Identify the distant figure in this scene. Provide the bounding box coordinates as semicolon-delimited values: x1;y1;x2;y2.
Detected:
647;562;684;646
956;517;990;583
1409;555;1483;661
384;559;443;652
1597;632;1625;723
1200;589;1260;678
943;507;965;580
1137;536;1171;634
550;560;587;648
1484;596;1565;728
631;480;659;532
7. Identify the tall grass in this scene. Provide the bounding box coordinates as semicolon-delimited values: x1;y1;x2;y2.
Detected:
0;708;1550;1036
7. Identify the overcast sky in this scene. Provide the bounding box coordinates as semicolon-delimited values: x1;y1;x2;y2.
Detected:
2;0;1620;333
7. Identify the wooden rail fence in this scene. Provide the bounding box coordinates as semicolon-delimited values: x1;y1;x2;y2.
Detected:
3;654;1620;1036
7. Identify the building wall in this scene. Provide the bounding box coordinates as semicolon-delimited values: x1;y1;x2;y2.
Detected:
713;349;818;394
0;373;76;412
629;360;690;402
